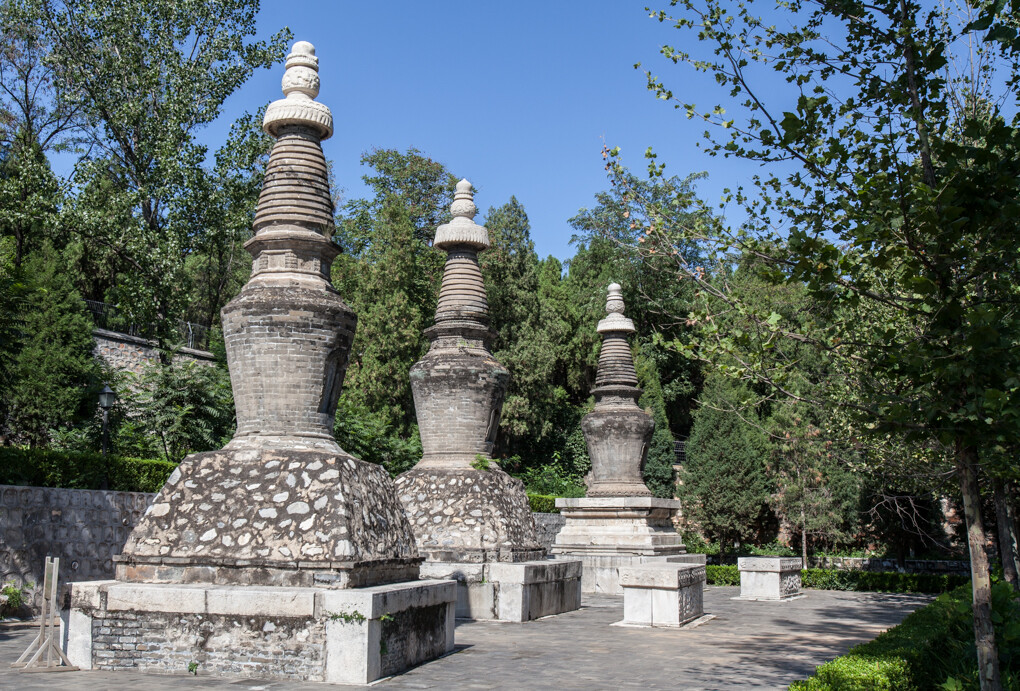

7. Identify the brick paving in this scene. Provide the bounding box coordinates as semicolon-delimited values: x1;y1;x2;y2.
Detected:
0;586;930;690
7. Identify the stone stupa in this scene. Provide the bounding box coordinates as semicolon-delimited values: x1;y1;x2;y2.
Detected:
394;181;581;621
64;42;456;685
551;283;702;594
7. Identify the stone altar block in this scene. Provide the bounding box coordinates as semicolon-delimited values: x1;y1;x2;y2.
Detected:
63;41;457;684
619;563;706;627
737;557;803;600
552;496;698;595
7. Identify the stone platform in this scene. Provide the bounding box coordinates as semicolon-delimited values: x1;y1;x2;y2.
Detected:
64;579;457;685
551;496;699;594
3;589;934;689
421;559;581;621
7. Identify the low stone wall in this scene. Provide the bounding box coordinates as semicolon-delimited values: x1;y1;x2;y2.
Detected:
0;484;154;612
533;512;565;551
93;328;215;376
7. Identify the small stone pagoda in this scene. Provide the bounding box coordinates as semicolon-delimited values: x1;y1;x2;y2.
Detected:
64;42;456;685
552;283;701;594
394;182;581;621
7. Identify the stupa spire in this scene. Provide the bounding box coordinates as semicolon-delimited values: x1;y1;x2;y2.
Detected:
432;179;490;325
594;283;639;390
582;282;653;497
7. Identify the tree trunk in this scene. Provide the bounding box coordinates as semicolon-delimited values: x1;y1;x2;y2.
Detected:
801;506;808;569
993;477;1020;591
957;444;1001;691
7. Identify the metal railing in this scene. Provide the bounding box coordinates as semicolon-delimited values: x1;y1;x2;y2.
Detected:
674;439;687;465
85;299;210;351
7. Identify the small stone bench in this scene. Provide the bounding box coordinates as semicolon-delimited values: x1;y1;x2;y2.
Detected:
737;557;803;600
619;563;705;627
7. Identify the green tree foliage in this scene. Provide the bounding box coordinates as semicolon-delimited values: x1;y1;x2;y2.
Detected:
4;242;100;445
35;0;289;348
681;374;772;556
481;197;564;457
620;1;1020;683
341;201;425;432
116;358;234;464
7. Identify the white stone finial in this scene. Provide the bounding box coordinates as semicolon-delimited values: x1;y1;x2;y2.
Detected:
263;40;333;139
434;178;488;250
606;282;625;315
598;282;635;334
450;179;477;220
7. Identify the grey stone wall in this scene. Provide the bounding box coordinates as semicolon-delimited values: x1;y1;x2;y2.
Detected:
93;328;215;376
0;485;154;612
89;610;326;679
533;513;565;551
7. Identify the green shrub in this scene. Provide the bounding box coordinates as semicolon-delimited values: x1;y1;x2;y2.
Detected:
0;447;175;493
528;493;559;514
1;581;30;616
801;568;969;594
706;565;740;585
790;655;911;690
793;580;1020;690
704;563;966;595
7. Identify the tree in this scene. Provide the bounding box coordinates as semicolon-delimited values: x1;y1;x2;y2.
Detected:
117;357;234;464
481;197;563;458
681;374;772;557
4;241;100;445
36;0;289;349
340;201;426;434
615;2;1020;684
767;401;863;563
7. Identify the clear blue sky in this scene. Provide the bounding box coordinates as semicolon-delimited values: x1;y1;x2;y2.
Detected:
187;1;763;261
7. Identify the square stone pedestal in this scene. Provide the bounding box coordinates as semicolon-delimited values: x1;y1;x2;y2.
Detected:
619;563;706;627
737;557;803;600
63;578;457;684
551;497;699;594
420;559;581;622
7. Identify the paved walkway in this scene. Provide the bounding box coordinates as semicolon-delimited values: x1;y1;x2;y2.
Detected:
1;587;929;690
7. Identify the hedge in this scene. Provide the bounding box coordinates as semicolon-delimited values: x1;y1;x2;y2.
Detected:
791;580;1020;689
705;564;968;594
0;447;175;493
528;493;559;514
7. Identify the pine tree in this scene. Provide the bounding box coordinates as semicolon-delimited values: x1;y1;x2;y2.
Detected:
681;374;772;556
5;242;100;445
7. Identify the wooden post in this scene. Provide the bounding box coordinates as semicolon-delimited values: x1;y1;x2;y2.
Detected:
11;556;78;672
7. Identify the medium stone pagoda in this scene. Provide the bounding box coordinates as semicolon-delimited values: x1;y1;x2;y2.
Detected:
551;283;702;594
64;42;456;685
394;181;581;621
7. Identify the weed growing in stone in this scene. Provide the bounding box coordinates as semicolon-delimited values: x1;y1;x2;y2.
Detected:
326;609;367;624
188;661;199;675
471;454;491;471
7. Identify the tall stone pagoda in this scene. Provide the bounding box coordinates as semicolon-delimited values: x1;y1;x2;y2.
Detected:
65;42;457;685
551;283;702;594
395;181;581;621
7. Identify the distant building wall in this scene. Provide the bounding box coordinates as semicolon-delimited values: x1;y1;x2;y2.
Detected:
0;484;155;612
93;328;215;376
